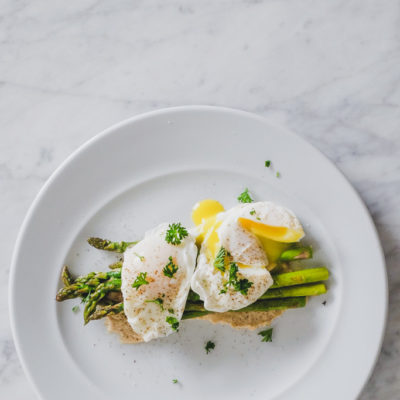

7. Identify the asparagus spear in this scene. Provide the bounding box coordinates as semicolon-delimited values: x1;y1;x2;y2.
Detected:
260;283;326;299
109;260;123;270
182;297;307;319
83;278;122;323
87;237;137;253
61;266;73;286
56;283;91;301
271;267;329;288
56;270;122;301
187;290;201;302
88;302;124;321
188;280;326;303
279;246;313;261
74;271;119;286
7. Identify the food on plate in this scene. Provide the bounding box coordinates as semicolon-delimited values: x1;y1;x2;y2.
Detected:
122;223;197;341
56;198;329;344
191;200;304;312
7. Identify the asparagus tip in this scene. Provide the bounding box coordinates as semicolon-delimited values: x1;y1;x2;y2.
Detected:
87;237;109;249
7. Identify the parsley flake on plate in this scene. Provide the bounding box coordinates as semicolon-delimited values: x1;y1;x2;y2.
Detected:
237;188;254;203
265;160;271;167
258;328;273;342
205;340;215;354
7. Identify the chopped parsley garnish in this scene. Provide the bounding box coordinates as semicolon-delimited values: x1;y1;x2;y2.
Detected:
276;171;281;178
237;188;254;203
234;278;253;295
145;297;164;310
165;223;188;245
205;340;215;354
132;272;149;290
214;247;228;272
134;252;145;261
168;308;175;314
249;209;256;215
258;328;273;342
227;262;239;286
172;379;178;384
72;305;79;313
163;256;179;278
220;262;253;295
265;160;271;167
166;316;179;331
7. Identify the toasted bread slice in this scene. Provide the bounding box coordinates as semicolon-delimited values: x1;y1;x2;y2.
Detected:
105;310;284;343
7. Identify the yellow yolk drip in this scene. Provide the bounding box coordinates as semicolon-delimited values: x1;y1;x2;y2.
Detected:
192;199;225;246
192;199;225;226
203;219;222;260
238;218;303;243
257;237;289;270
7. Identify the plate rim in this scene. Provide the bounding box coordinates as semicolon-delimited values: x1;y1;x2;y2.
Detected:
9;105;388;399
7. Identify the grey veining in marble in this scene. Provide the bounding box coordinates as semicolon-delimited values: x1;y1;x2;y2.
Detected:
1;0;399;398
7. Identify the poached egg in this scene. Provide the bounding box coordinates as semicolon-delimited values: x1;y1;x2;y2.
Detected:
190;199;304;312
121;223;197;341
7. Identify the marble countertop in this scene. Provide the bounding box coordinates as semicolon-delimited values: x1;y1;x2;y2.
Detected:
1;1;399;398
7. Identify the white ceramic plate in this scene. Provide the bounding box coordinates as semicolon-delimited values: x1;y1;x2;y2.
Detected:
10;106;387;400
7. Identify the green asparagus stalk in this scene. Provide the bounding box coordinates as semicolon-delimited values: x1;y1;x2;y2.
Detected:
279;246;313;261
61;266;73;286
109;260;123;269
56;283;91;301
271;267;329;288
83;278;122;323
56;270;122;301
182;297;307;319
181;310;211;320
260;283;326;299
75;270;121;284
187;290;201;302
88;302;124;321
87;237;137;253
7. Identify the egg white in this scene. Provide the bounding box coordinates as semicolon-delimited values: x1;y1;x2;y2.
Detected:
121;223;197;342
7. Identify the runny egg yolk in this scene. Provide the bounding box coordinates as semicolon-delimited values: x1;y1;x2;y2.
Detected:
192;199;225;226
238;218;301;269
191;199;225;247
238;218;303;243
